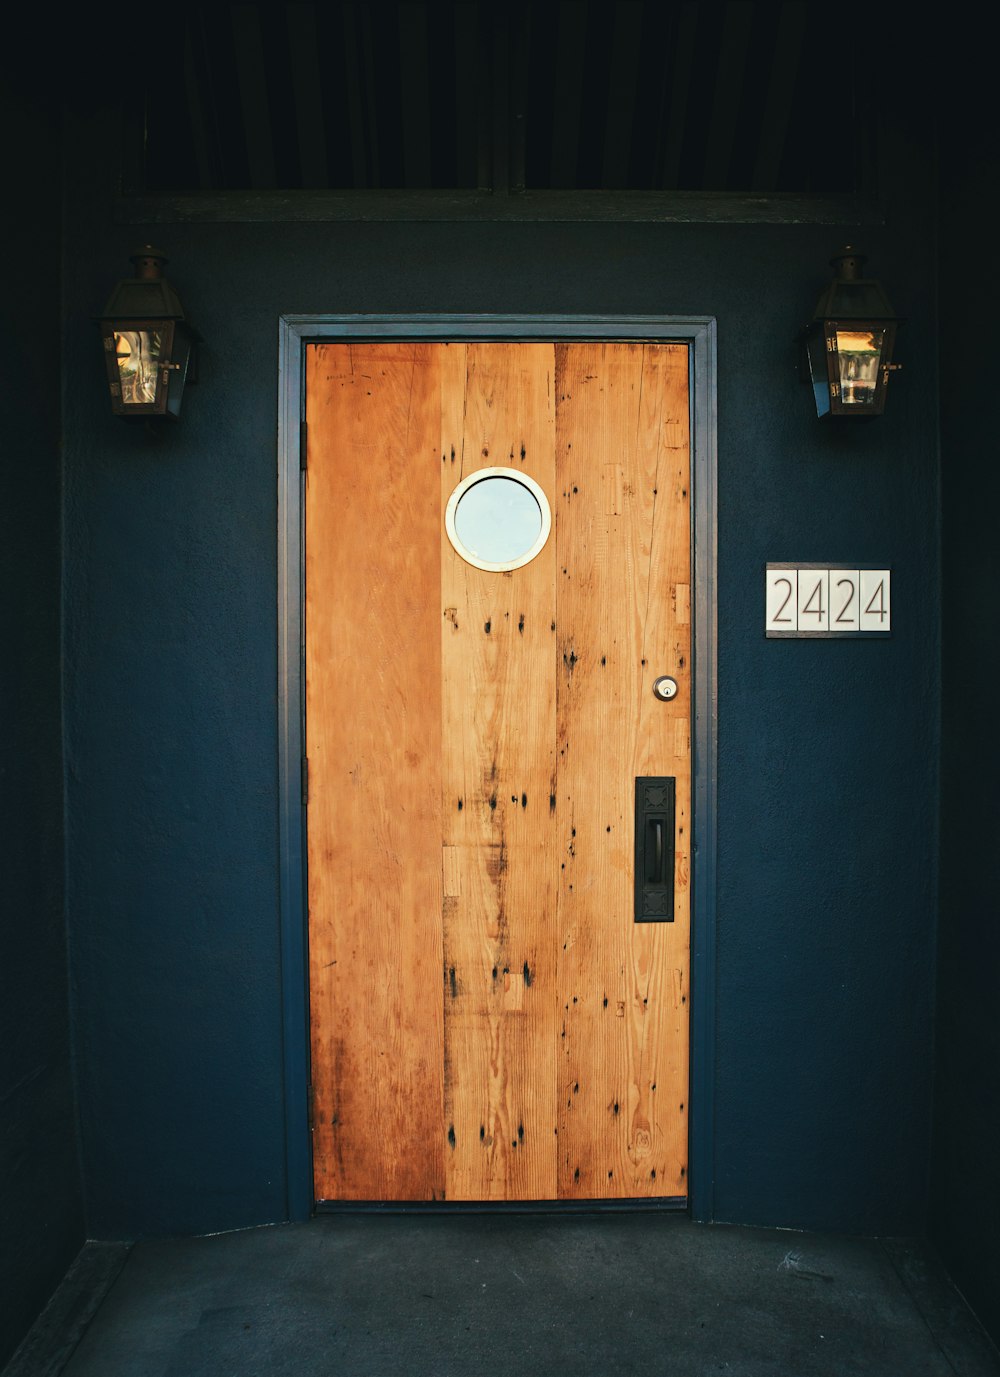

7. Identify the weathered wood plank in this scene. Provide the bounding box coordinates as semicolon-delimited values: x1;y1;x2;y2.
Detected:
306;342;445;1201
554;342;690;1199
440;342;559;1200
633;343;692;1199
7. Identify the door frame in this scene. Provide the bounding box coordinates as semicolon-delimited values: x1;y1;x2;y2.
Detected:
277;315;717;1222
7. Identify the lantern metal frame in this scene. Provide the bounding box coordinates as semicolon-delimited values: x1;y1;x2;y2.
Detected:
800;247;900;418
98;247;201;420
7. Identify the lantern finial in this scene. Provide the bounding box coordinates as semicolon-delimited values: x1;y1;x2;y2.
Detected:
129;247;170;280
829;246;865;281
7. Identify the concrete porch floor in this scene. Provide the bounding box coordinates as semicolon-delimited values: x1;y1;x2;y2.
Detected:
8;1215;1000;1377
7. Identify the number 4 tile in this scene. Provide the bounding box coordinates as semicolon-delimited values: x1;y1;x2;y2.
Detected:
859;570;891;631
797;569;830;632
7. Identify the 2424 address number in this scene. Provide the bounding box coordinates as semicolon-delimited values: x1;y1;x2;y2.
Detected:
765;566;890;636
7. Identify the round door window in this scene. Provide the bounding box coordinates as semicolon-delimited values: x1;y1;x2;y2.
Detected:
445;468;552;572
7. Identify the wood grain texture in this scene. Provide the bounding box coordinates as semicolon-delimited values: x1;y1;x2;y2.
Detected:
306;343;445;1201
554;342;691;1199
440;343;559;1200
306;341;690;1204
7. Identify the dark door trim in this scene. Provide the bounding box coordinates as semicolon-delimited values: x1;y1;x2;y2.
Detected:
277;316;717;1223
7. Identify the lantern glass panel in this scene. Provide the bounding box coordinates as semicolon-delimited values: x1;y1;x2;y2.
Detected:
804;326;831;417
114;328;164;406
835;328;885;405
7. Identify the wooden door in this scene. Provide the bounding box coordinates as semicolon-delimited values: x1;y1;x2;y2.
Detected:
305;341;691;1203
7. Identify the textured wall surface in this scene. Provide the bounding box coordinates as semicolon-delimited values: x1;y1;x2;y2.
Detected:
61;102;939;1240
931;78;1000;1346
0;83;84;1368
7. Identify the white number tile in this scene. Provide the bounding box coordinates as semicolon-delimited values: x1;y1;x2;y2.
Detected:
765;569;798;632
830;571;860;630
796;569;830;632
859;569;891;631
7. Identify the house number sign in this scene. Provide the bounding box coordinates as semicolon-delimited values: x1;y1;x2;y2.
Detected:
765;564;891;637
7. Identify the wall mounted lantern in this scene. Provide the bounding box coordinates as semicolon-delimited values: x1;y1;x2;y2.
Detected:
98;247;200;420
800;247;900;418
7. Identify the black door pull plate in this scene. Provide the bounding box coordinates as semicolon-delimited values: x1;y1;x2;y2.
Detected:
635;777;675;922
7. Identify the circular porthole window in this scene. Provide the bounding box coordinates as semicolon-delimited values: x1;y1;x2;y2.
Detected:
445;467;552;572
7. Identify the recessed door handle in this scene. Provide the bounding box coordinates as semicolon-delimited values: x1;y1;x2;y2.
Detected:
646;818;664;885
635;777;675;923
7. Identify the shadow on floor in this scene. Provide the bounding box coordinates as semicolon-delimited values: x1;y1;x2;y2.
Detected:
7;1215;1000;1377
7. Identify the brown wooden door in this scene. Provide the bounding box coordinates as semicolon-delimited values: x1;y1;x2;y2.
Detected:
305;341;691;1203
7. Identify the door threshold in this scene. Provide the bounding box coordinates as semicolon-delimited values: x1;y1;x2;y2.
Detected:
315;1197;687;1215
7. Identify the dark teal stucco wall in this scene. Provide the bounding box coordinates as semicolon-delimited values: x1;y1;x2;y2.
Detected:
0;79;85;1370
931;65;1000;1348
59;98;940;1240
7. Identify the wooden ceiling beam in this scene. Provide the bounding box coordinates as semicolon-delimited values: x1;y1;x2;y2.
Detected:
452;2;489;190
659;2;699;191
702;1;754;190
341;3;372;189
182;21;213;190
399;2;432;188
750;0;807;193
286;2;330;189
231;2;278;189
550;0;587;189
602;0;644;190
